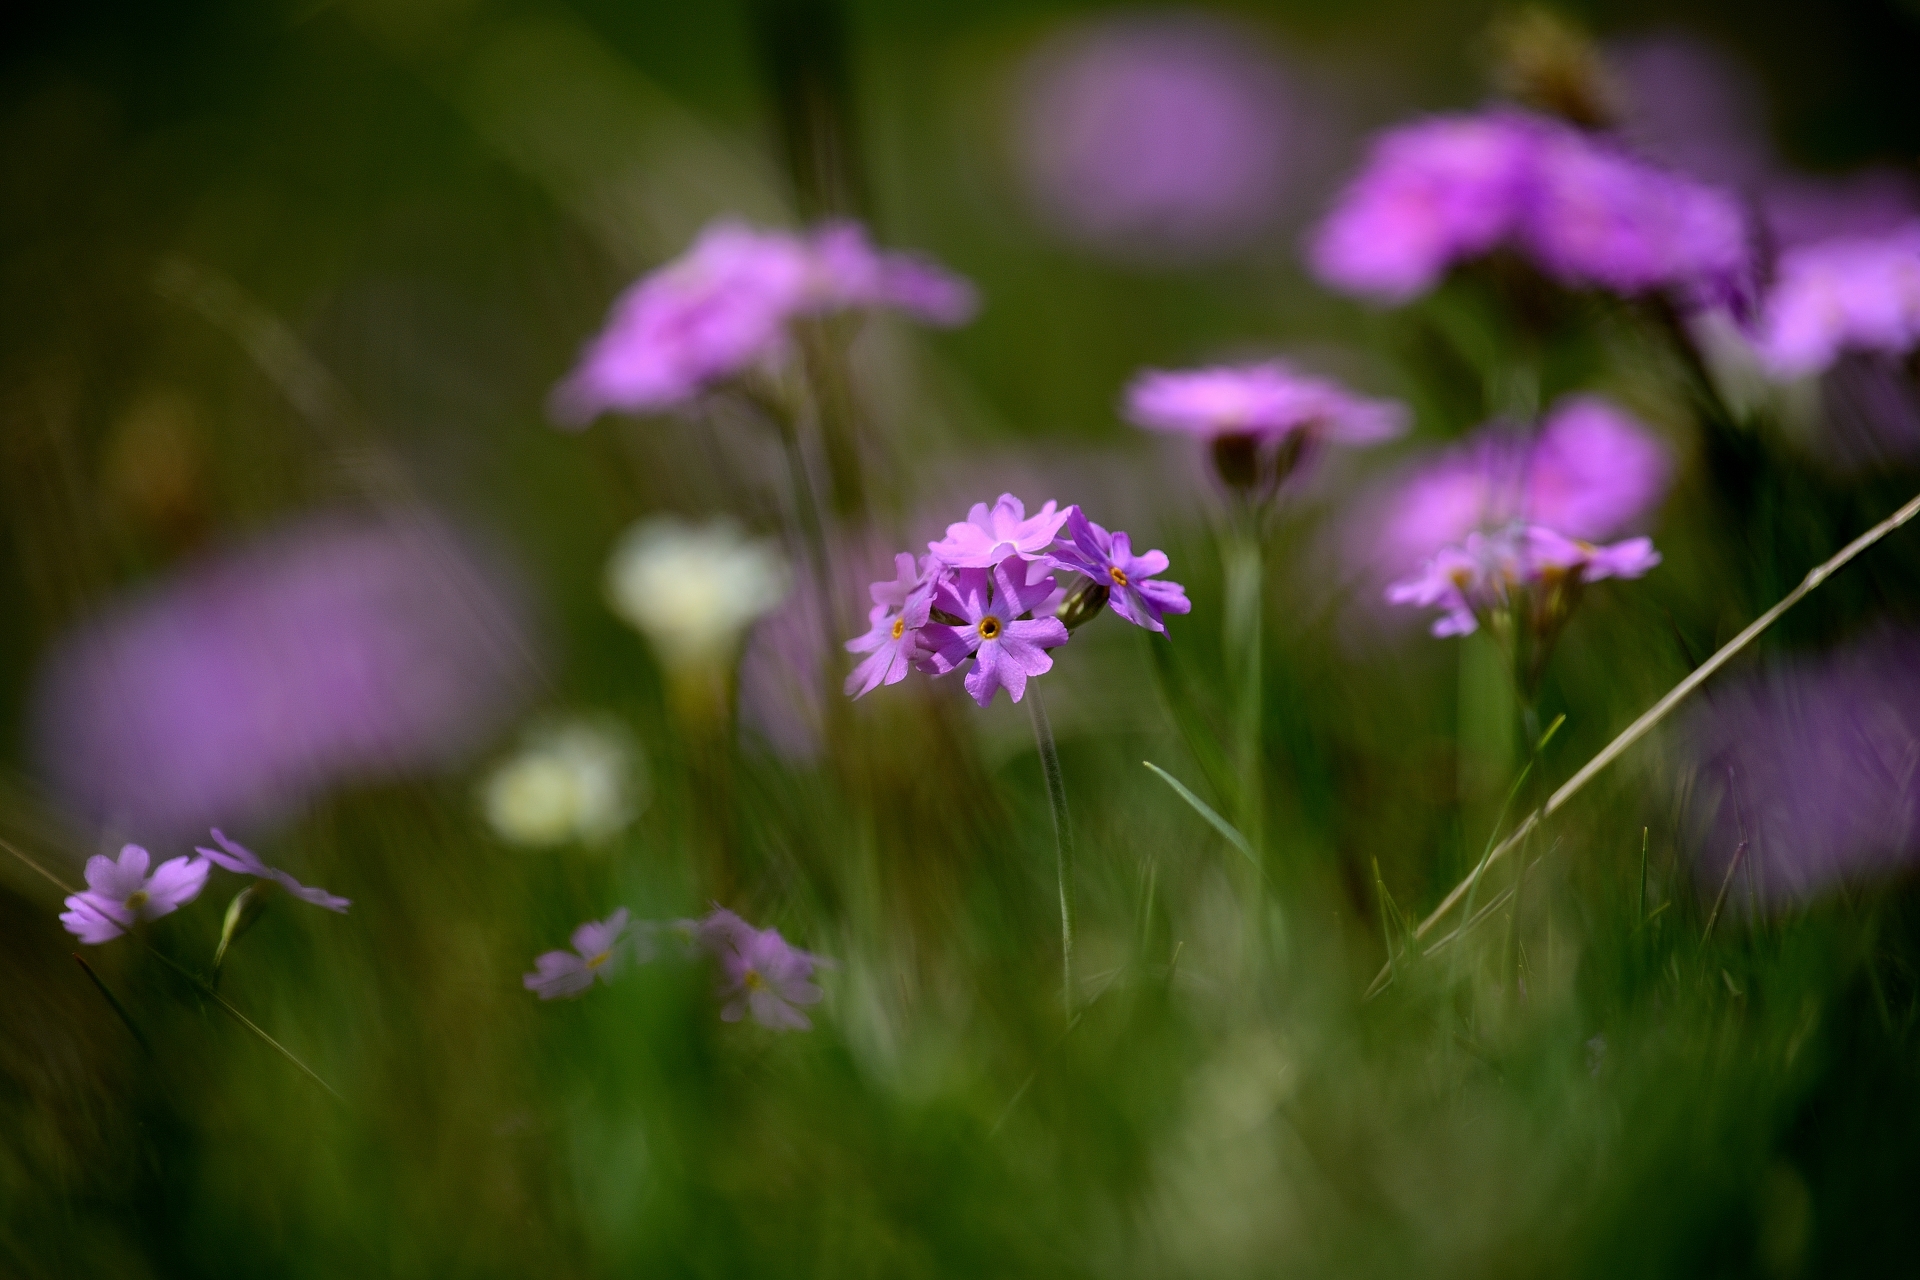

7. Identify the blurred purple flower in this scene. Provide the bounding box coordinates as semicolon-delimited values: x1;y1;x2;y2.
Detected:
922;562;1070;707
1370;394;1671;582
1684;630;1920;910
1049;507;1191;633
60;844;210;945
523;908;636;1000
1124;361;1407;445
927;494;1070;568
195;828;349;913
551;218;975;425
701;909;825;1031
1014;12;1298;262
33;511;536;842
1752;222;1920;379
1761;169;1920;252
1385;521;1659;637
1605;32;1772;191
1309;108;1749;307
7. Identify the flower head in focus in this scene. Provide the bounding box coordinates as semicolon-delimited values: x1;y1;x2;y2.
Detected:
60;844;210;945
551;218;976;426
606;516;790;674
921;561;1071;708
1049;507;1191;633
195;829;349;912
481;719;644;848
1125;361;1407;494
927;494;1071;568
1752;222;1920;379
844;553;940;699
523;908;640;1000
698;908;826;1031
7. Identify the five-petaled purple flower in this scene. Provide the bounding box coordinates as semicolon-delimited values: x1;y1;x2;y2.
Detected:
60;844;210;945
1050;508;1192;632
196;829;350;913
701;908;827;1031
551;218;976;425
927;494;1071;568
844;553;938;698
922;562;1072;707
523;908;639;1000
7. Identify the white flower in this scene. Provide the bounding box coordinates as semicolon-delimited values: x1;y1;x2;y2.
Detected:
482;719;644;847
605;516;790;671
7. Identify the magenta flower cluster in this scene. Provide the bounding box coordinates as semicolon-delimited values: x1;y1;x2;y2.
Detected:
844;495;1190;707
550;218;977;425
523;905;826;1031
1124;361;1407;448
1309;108;1749;306
1752;220;1920;378
1386;523;1660;638
60;829;348;946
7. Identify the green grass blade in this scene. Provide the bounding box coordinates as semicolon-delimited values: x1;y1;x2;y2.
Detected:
1143;760;1260;876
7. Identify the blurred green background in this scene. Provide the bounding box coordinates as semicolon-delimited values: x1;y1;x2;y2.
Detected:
9;1;1920;1276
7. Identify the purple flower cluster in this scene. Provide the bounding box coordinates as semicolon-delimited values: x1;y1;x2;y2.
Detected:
1385;522;1660;638
1751;221;1920;379
60;828;348;946
844;495;1190;707
1124;361;1408;494
550;218;977;425
1308;108;1749;306
523;906;826;1031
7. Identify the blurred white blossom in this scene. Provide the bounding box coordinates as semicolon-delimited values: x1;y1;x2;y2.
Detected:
605;516;789;672
482;719;644;848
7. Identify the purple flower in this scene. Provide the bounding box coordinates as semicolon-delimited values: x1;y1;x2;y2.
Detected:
1370;395;1671;581
551;218;976;425
1752;222;1920;379
843;553;940;699
1308;112;1537;303
195;829;349;913
1385;521;1660;638
1049;507;1191;632
1013;12;1298;262
701;911;825;1031
60;844;210;945
1123;361;1408;445
927;494;1071;568
523;908;636;1000
31;510;535;842
922;561;1070;707
1308;108;1750;307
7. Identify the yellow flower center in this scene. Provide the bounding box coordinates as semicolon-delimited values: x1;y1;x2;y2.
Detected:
977;615;1001;641
125;889;150;910
1108;565;1129;587
890;617;906;640
744;968;765;990
1448;567;1473;589
586;950;611;969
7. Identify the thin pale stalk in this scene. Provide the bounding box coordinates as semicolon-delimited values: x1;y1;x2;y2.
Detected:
1367;484;1920;997
1028;687;1076;1017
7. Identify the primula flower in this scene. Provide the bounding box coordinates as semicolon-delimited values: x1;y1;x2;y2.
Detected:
551;218;975;425
1752;222;1920;379
1386;521;1660;639
699;910;826;1031
922;561;1071;707
1308;108;1749;307
844;553;939;698
60;844;210;945
1048;507;1192;632
523;908;637;1000
927;494;1071;568
195;829;350;912
481;719;643;848
605;516;790;673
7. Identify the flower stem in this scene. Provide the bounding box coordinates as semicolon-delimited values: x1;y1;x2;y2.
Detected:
1028;686;1076;1017
1223;511;1266;945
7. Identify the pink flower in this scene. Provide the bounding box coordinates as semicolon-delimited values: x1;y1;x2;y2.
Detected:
1385;522;1660;638
926;494;1071;568
522;908;636;1000
922;561;1071;707
806;222;978;325
1123;361;1407;445
702;911;825;1031
1048;507;1191;632
1752;222;1920;379
60;844;210;945
195;829;350;912
844;554;940;699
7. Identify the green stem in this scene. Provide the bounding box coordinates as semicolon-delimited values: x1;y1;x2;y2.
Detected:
1223;515;1265;863
1028;686;1076;1017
